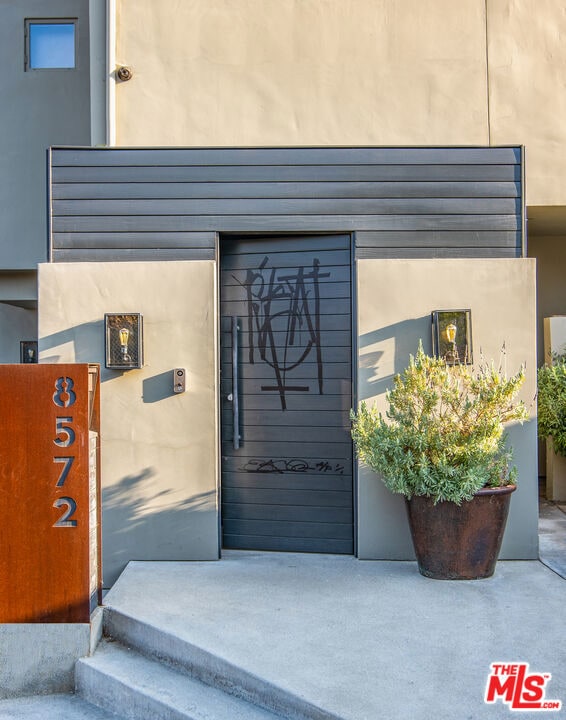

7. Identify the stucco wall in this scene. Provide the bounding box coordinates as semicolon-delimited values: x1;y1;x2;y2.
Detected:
528;235;566;364
527;234;566;475
115;0;489;147
38;261;219;586
36;258;537;574
0;0;92;269
0;303;37;363
356;258;538;560
488;0;566;206
114;0;566;208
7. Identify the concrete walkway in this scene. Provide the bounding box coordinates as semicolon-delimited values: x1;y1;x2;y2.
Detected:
97;554;565;720
1;503;565;719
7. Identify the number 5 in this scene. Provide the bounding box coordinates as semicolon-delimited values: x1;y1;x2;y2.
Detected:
54;417;75;448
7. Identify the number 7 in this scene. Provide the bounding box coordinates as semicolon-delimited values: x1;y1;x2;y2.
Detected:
53;456;74;486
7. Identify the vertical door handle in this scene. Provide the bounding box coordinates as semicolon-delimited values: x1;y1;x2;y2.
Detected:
232;316;240;449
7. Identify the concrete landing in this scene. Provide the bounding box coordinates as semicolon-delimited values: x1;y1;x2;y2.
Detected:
102;555;565;720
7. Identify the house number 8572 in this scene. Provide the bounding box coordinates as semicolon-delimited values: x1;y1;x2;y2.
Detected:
52;377;78;528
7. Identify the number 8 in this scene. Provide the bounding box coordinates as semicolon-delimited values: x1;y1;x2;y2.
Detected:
53;377;76;408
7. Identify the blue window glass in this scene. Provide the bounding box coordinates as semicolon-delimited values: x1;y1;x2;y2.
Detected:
28;22;75;69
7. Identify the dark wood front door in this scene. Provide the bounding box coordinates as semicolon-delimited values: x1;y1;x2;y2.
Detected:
220;234;353;553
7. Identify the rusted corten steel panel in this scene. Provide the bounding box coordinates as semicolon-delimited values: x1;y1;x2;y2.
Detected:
0;364;100;623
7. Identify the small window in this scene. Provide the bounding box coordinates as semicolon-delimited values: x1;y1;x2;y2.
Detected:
25;20;76;70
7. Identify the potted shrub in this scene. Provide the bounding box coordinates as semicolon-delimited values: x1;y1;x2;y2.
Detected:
537;354;566;501
351;344;528;580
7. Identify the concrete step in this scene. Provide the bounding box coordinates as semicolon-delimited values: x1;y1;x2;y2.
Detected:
0;693;126;720
101;606;342;720
76;639;282;720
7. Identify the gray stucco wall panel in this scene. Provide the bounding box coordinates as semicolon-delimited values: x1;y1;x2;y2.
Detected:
0;303;37;362
356;258;538;560
38;261;219;586
0;0;91;268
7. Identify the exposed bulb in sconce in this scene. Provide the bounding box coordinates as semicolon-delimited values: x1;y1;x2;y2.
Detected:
445;323;457;344
119;328;131;362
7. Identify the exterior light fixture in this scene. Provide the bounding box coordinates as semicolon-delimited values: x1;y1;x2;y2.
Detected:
432;310;472;365
20;340;38;363
105;313;143;369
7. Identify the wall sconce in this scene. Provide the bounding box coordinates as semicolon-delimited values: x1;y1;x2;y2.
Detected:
105;313;143;369
20;340;38;364
431;310;473;365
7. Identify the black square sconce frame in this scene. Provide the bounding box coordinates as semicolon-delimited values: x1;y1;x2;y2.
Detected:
431;309;473;365
20;340;38;363
105;313;143;369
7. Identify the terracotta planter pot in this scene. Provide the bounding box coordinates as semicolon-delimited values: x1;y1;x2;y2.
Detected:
405;485;516;580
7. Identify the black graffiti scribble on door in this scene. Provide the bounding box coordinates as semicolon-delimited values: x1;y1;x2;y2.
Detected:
239;457;345;475
236;256;330;410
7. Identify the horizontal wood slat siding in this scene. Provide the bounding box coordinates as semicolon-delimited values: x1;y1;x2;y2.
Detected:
52;181;520;200
51;248;216;262
51;147;521;165
52;197;520;216
50;146;523;262
52;164;521;183
54;214;520;232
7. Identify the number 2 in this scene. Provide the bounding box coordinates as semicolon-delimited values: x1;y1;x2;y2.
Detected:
53;497;77;527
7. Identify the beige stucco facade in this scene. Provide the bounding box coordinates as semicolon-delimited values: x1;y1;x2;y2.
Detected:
115;0;566;209
115;0;489;147
356;258;538;559
38;261;219;586
487;0;566;207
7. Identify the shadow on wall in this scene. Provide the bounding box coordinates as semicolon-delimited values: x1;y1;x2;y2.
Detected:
40;321;137;384
40;323;185;400
40;320;109;372
102;467;216;587
142;371;178;403
358;316;430;400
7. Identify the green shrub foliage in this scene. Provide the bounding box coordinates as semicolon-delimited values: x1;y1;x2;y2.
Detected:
351;344;528;504
537;356;566;456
